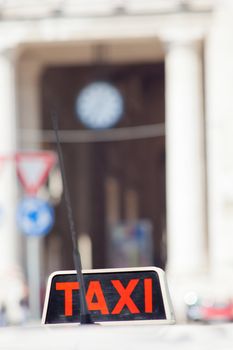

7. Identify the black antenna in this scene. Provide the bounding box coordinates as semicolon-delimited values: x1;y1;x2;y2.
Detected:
52;111;93;325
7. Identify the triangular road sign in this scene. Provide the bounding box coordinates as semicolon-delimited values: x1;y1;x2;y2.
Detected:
15;151;56;195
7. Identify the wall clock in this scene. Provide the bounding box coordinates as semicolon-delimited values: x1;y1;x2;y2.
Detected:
76;81;124;129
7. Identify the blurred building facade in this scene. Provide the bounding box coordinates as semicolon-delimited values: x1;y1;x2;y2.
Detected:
0;0;233;319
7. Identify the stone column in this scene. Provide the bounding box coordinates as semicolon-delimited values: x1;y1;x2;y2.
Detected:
165;38;207;278
0;50;19;272
206;6;233;285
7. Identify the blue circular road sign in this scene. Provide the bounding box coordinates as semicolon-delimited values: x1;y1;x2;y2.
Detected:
17;197;54;237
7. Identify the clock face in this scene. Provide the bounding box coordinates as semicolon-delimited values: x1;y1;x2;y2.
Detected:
76;81;124;129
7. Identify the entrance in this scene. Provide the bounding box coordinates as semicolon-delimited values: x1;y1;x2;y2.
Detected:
41;62;166;272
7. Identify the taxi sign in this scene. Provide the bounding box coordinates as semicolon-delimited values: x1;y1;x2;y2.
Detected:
42;267;175;325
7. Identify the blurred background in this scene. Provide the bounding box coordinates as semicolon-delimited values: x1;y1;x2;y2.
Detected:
0;0;233;325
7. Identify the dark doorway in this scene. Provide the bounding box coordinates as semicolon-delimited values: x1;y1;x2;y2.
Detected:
41;62;166;273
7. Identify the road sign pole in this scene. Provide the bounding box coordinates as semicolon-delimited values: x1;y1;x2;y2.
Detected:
17;196;54;320
26;236;41;320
